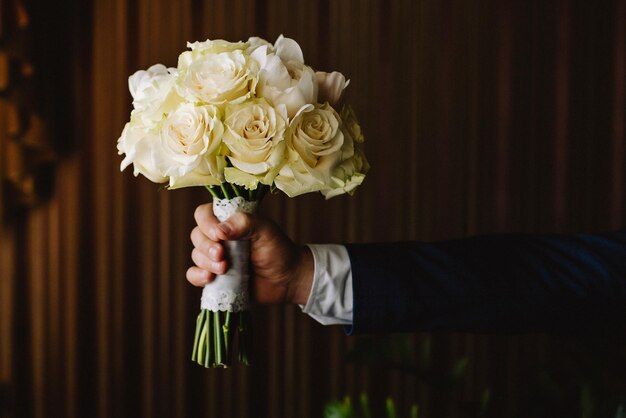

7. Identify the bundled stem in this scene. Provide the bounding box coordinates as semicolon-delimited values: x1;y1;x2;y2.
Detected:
205;184;270;201
192;182;268;368
191;309;251;368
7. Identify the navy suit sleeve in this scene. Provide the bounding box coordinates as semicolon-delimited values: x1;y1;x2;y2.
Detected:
344;230;626;335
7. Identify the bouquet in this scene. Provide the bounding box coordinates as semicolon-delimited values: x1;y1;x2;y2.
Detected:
117;35;368;368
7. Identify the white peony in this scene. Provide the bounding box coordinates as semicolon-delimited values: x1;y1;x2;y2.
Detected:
251;35;318;119
177;39;258;105
222;98;287;189
274;103;345;197
128;64;182;125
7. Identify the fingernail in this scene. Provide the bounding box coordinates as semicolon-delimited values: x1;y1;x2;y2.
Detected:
217;222;231;235
212;261;225;274
209;246;217;258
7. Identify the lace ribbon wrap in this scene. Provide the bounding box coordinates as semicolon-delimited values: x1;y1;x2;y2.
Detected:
201;196;258;312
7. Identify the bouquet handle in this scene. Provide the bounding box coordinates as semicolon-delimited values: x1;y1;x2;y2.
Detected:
191;195;258;368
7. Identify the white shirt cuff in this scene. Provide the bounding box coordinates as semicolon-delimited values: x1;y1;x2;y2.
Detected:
300;244;353;325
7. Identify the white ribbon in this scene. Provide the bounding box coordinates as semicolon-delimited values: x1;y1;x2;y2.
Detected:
200;196;258;312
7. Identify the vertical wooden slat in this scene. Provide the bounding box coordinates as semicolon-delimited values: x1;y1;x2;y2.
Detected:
93;1;115;416
0;223;14;400
496;3;512;232
60;157;79;418
610;0;625;228
112;0;129;415
553;0;570;231
47;182;61;415
27;208;46;418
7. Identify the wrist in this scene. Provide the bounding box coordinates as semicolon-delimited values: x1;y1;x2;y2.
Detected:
286;245;314;305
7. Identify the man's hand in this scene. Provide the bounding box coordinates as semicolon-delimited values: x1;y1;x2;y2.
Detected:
187;203;314;305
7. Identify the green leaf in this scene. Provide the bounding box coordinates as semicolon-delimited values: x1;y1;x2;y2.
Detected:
359;393;371;418
324;397;354;418
385;398;397;418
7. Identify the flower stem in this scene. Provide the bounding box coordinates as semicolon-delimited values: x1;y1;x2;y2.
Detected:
191;310;205;361
214;310;225;366
205;185;221;199
220;183;231;200
223;311;233;364
193;311;204;363
191;309;252;368
231;184;242;198
204;311;213;367
238;311;251;365
258;184;269;201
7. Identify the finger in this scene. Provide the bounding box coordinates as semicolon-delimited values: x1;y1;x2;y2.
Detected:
186;266;214;287
190;227;225;260
190;226;209;248
194;203;220;240
192;248;227;274
216;212;255;241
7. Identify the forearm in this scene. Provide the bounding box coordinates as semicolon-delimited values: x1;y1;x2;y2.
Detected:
346;230;626;334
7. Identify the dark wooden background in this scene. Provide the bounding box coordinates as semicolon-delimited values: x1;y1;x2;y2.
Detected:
1;0;625;417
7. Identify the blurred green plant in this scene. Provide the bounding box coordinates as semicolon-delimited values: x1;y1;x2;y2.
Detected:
325;335;490;418
329;333;626;418
324;394;418;418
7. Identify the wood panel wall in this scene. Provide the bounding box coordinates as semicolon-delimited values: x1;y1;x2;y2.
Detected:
1;1;625;417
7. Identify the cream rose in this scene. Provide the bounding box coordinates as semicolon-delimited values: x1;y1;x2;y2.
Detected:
316;71;349;106
251;35;318;119
186;39;247;53
340;105;364;143
177;40;258;105
222;98;287;189
117;121;167;184
151;103;224;187
320;116;369;199
321;146;368;199
246;36;275;55
274;103;346;197
128;64;182;125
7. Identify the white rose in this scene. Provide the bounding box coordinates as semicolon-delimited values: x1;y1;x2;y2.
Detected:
168;155;227;189
186;39;247;53
321;146;368;199
128;64;182;125
320;117;369;199
177;40;258;105
316;71;349;106
246;36;275;55
117;121;168;184
151;103;224;188
340;104;364;143
222;98;287;189
274;103;345;197
251;35;318;119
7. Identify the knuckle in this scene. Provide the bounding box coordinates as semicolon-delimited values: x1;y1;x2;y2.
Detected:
194;204;211;224
232;211;253;233
191;248;203;266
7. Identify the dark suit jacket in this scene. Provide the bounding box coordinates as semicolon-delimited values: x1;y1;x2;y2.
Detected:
345;230;626;335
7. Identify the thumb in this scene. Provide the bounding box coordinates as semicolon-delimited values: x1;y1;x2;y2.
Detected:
213;212;255;241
